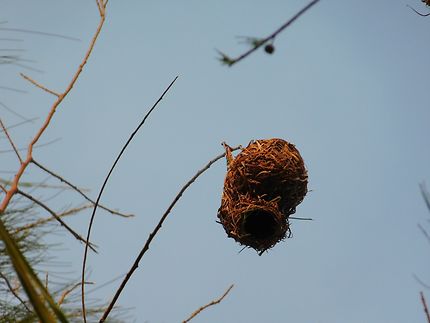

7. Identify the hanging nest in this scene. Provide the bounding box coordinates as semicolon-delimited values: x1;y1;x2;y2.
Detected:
217;138;308;254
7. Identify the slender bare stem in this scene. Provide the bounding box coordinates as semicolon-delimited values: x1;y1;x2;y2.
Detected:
414;274;430;290
0;271;32;313
17;189;97;252
99;147;240;323
0;0;108;215
407;5;430;16
0;118;22;163
289;216;313;220
81;75;178;322
182;284;234;323
421;292;430;323
220;0;320;66
31;159;132;217
58;282;93;306
20;73;60;97
14;204;92;234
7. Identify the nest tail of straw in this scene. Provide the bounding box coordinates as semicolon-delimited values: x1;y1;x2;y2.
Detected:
218;138;308;253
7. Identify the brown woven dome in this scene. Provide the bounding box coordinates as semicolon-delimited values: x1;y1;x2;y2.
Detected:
217;138;308;254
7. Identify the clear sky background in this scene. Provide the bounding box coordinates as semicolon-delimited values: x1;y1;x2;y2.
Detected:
2;1;430;322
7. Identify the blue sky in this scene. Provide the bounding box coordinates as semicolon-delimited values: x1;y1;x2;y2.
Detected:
2;1;430;322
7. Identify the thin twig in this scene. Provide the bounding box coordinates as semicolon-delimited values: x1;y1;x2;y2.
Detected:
0;101;32;122
31;159;133;217
17;189;97;252
289;216;313;220
0;117;38;132
14;204;92;234
20;73;60;97
183;284;234;323
0;178;74;190
0;271;32;313
58;282;93;306
413;274;430;290
82;76;178;322
219;0;320;66
421;292;430;323
0;118;22;163
99;147;240;323
418;223;430;246
420;182;430;212
0;26;80;41
407;5;430;16
0;137;61;154
0;0;107;215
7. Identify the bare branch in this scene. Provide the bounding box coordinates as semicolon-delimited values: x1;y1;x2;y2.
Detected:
421;292;430;323
0;118;23;163
0;100;33;122
0;117;38;132
0;26;80;41
81;75;178;322
31;159;133;217
407;4;430;16
289;216;313;220
20;73;60;97
413;274;430;290
17;189;97;252
0;138;60;154
420;182;430;212
418;223;430;246
219;0;320;67
13;204;92;234
183;284;234;323
0;271;32;313
58;282;93;306
99;146;241;323
0;0;107;215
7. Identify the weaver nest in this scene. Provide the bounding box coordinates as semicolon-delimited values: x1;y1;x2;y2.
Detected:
218;138;308;254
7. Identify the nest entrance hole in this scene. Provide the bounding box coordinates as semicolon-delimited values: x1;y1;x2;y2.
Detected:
242;209;278;240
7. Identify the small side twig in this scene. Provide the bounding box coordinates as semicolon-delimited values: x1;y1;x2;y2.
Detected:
81;76;178;322
20;73;60;97
99;146;240;323
17;189;97;252
14;204;92;234
0;271;32;313
58;281;93;306
418;223;430;246
183;284;234;323
413;274;430;290
290;216;313;221
0;118;22;163
407;4;430;16
421;292;430;323
420;182;430;212
219;0;320;66
31;159;133;217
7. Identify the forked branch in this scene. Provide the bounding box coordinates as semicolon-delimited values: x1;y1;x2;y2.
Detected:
17;189;97;252
218;0;320;66
32;159;133;218
99;146;240;322
81;76;178;323
183;284;234;323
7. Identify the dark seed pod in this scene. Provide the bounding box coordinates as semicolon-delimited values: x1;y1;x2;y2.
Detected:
264;44;275;54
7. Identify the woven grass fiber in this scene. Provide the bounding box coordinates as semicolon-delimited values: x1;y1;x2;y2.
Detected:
218;138;308;254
